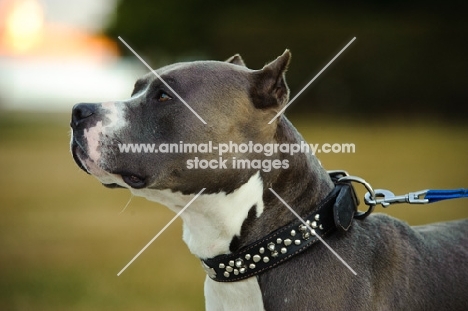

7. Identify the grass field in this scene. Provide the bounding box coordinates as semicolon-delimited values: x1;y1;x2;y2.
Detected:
0;111;467;310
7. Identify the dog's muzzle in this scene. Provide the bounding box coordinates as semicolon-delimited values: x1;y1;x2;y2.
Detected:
70;103;100;173
70;103;144;189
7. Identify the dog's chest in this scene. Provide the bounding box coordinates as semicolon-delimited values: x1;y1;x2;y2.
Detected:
204;276;265;310
133;172;266;310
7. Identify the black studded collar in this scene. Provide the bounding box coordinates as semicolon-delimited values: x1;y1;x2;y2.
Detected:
201;176;359;282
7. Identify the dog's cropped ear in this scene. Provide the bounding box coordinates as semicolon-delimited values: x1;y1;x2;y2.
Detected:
250;49;291;110
225;54;246;67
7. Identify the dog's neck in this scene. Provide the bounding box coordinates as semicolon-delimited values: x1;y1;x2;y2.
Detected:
138;117;334;260
179;171;265;259
232;117;335;252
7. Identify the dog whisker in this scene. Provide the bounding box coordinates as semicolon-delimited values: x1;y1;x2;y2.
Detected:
119;194;134;214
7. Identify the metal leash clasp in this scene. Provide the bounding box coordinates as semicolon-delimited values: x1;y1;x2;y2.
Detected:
364;189;429;207
332;172;432;218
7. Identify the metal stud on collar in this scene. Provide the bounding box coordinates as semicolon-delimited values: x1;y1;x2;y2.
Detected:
210;213;324;279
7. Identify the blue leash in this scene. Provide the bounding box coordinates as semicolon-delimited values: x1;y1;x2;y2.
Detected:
425;189;468;203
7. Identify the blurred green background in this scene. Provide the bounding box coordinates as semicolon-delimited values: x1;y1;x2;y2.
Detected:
107;0;468;119
1;0;468;310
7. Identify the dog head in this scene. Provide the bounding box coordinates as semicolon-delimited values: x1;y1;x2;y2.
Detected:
70;51;291;199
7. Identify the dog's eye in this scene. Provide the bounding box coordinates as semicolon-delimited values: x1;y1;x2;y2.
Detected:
157;91;172;102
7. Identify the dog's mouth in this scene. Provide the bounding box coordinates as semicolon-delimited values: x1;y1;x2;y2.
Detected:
102;182;124;189
120;174;147;189
71;141;90;174
71;138;145;189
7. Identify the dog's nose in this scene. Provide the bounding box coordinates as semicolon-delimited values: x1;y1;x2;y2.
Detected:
71;103;99;129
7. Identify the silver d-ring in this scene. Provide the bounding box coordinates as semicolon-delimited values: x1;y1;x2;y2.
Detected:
338;175;376;219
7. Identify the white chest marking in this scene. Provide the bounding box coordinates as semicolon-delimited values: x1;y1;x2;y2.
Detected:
133;171;264;258
131;172;266;310
205;276;264;311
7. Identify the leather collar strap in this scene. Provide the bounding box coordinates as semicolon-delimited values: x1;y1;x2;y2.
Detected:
201;178;359;282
